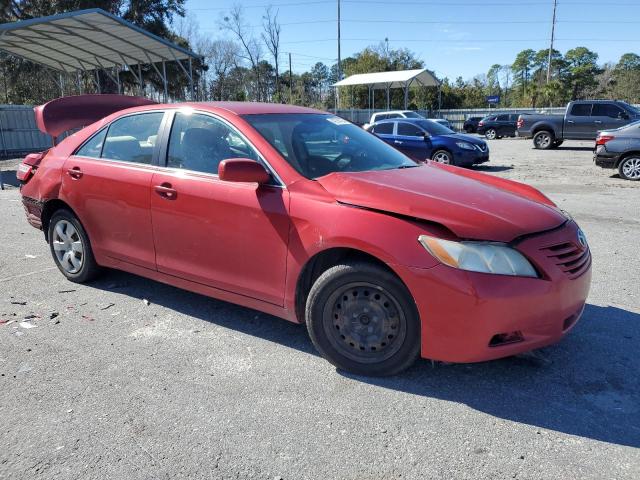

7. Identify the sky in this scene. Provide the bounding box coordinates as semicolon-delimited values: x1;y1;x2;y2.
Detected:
184;0;640;81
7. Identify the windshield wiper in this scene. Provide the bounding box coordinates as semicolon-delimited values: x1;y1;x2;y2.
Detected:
397;164;418;169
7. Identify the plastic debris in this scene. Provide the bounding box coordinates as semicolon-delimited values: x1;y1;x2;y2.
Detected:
58;289;77;293
24;254;38;259
50;312;59;319
143;299;150;306
10;301;27;305
99;303;115;311
19;321;37;329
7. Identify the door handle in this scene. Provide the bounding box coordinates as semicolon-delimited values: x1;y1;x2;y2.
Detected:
67;166;83;179
594;120;602;124
567;120;575;124
154;183;177;200
394;140;404;145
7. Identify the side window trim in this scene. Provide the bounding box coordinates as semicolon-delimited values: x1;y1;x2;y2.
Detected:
73;125;109;158
159;109;285;187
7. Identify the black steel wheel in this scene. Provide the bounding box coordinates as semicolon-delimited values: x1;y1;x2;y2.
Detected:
306;262;420;376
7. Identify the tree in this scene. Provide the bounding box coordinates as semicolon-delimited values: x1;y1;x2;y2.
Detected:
616;53;640;71
565;47;600;100
261;6;281;101
511;49;535;97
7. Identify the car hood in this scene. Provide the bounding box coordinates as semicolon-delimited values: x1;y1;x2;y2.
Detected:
316;165;565;242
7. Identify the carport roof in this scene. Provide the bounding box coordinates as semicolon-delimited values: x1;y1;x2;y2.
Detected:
0;8;200;73
332;68;441;89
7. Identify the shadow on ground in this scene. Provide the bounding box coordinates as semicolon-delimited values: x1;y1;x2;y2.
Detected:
554;146;595;152
91;270;640;448
471;165;514;173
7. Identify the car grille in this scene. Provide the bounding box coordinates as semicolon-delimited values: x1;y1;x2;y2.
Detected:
539;242;591;279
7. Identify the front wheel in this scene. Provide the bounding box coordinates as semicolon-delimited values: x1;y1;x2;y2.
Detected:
431;149;454;165
533;130;555;150
306;262;421;376
618;156;640;181
48;209;101;283
485;128;497;140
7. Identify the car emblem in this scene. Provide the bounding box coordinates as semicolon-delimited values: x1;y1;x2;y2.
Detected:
577;229;587;249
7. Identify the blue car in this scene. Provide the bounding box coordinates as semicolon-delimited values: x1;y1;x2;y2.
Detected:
367;118;489;166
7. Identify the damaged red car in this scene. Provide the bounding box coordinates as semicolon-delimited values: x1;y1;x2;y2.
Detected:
18;95;592;376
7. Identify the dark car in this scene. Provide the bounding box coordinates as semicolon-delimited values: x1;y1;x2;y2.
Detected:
517;100;640;149
463;116;483;133
594;120;640;180
477;113;520;140
368;118;489;166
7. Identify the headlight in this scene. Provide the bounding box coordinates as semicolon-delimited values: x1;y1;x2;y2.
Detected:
455;141;476;150
418;235;538;278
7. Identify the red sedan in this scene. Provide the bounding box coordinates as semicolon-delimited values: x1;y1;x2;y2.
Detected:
18;95;591;376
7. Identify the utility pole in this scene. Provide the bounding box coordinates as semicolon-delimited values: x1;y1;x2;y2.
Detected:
289;52;293;104
546;0;557;84
336;0;341;110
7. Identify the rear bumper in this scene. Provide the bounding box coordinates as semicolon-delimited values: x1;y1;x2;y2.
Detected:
594;148;620;169
394;221;592;363
21;195;44;229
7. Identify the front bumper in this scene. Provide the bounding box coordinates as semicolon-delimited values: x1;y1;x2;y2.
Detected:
394;221;592;363
456;148;490;166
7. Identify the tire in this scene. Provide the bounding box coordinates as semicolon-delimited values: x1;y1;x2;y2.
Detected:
48;209;101;283
305;262;421;376
618;156;640;181
533;130;555;150
485;128;497;140
431;149;454;165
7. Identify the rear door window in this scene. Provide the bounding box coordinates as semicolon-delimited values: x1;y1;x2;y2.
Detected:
101;112;164;164
570;103;592;116
497;114;509;121
76;128;108;158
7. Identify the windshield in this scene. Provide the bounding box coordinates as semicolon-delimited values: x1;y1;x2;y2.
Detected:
403;111;423;118
414;119;455;135
243;114;417;179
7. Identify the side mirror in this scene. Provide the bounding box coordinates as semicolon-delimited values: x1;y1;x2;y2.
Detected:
619;112;629;120
218;158;271;184
422;131;431;140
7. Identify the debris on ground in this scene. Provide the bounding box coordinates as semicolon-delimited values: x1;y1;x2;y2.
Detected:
99;303;115;311
50;312;59;319
10;301;27;305
143;299;150;306
24;254;38;259
18;321;36;329
58;289;76;294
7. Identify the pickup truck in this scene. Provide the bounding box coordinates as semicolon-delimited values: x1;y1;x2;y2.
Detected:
516;100;640;149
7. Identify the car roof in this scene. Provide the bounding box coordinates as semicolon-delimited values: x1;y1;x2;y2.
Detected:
118;101;324;116
375;118;427;125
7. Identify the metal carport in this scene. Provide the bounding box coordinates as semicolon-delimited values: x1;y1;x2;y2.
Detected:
0;8;203;101
332;68;442;111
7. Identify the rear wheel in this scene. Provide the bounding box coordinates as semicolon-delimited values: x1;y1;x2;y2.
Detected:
306;262;421;376
533;130;554;150
48;209;101;283
618;156;640;181
485;128;497;140
431;149;454;165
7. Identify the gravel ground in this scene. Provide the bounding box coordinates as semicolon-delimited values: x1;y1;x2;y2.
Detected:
1;139;639;480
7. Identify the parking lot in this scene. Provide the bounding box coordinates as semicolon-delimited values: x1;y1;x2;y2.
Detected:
1;138;639;479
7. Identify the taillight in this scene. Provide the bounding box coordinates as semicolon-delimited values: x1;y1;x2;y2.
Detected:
16;162;34;182
516;118;524;129
16;150;47;183
596;135;615;146
478;121;484;127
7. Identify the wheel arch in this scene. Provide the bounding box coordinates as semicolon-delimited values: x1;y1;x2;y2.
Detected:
617;151;640;168
294;247;407;324
41;199;77;241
